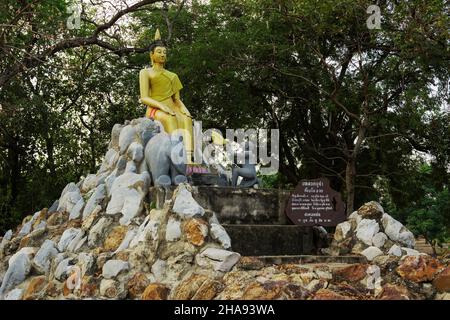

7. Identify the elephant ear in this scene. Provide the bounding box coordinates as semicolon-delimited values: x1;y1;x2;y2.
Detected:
170;132;184;145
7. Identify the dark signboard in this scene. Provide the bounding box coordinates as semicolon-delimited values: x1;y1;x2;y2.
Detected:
285;178;346;226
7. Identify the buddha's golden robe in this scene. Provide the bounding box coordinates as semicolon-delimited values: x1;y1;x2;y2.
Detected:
148;70;183;102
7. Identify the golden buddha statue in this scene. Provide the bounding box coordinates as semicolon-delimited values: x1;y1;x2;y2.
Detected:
140;29;194;163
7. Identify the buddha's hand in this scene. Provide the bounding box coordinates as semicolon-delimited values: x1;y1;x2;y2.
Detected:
159;104;176;116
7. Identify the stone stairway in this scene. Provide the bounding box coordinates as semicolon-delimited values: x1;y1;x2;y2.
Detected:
150;185;365;264
222;224;312;256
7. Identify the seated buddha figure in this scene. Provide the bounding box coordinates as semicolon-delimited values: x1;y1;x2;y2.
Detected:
139;29;193;163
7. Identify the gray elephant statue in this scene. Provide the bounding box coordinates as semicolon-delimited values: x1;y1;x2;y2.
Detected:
144;131;187;187
231;141;261;188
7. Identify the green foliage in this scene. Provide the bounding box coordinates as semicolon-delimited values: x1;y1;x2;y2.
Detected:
387;165;450;246
0;0;449;233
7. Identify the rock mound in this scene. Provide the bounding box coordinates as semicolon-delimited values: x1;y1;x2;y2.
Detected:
330;201;417;261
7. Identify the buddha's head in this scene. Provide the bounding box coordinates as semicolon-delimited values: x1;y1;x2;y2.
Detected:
150;42;167;65
150;29;167;66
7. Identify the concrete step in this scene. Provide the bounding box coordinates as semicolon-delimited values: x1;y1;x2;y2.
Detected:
223;224;315;256
237;255;367;268
150;186;293;224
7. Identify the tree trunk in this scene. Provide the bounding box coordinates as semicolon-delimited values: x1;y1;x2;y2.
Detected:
345;156;356;215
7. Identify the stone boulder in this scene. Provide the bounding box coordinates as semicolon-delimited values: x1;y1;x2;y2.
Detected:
331;202;418;261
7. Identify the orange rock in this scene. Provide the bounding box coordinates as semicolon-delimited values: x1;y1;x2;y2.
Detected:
116;250;130;261
241;281;283;300
127;273;150;299
67;218;82;229
237;257;265;270
19;236;30;249
32;208;48;229
141;283;170;300
80;276;98;298
397;255;445;282
23;276;48;300
433;266;450;293
172;274;209;300
183;218;208;246
334;264;369;282
377;284;411;300
47;212;69;226
63;270;81;297
104;226;128;252
192;279;224;300
312;289;352;300
274;264;310;275
357;201;383;220
45;281;62;298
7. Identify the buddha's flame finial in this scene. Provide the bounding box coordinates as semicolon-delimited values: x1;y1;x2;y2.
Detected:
154;28;161;41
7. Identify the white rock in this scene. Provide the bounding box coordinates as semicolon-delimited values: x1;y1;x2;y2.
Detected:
73;237;87;252
99;279;126;299
334;221;352;241
105;169;117;198
9;247;36;266
110;124;124;150
401;247;421;256
60;182;78;198
105;172;150;225
361;246;383;261
33;240;58;274
57;228;80;252
58;188;82;213
66;230;85;252
137;160;148;174
114;228;137;253
33;221;46;232
82;184;106;220
388;244;402;257
99;149;119;173
3;230;13;242
172;185;205;218
118;125;137;155
127;142;144;163
208;213;220;225
195;248;241;272
18;221;32;237
77;253;95;276
165;218;181;241
382;213;415;247
88;218;112;247
96;171;110;187
348;211;362;225
210;223;231;249
364;265;382;293
54;258;72;281
356;219;380;246
99;279;114;296
129;216;159;248
0;252;32;297
398;230;415;249
0;230;13;253
372;232;388;248
69;198;85;220
125;160;137;173
81;174;98;193
151;259;167;282
102;260;129;279
4;288;23;300
30;211;42;223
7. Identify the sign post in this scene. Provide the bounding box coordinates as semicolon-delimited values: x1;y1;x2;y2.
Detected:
285;178;346;226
